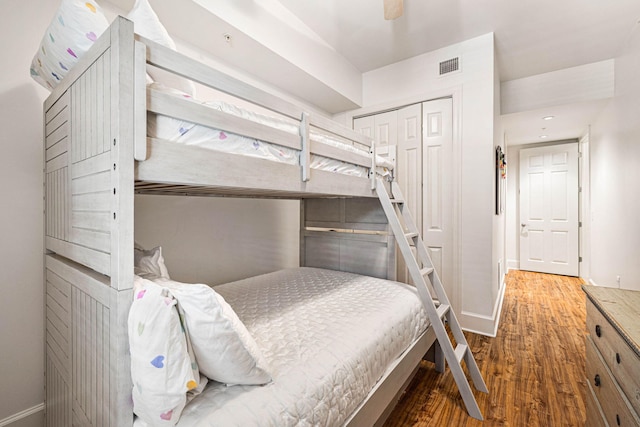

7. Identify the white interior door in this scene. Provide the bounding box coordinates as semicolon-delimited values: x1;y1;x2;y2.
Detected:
421;98;453;295
354;111;398;147
374;110;398;147
519;143;579;276
353;115;374;139
396;104;423;284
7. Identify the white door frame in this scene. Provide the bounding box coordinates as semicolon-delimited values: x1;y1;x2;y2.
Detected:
519;142;580;276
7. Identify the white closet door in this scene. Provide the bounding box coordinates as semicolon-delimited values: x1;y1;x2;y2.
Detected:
396;104;422;283
374;111;398;147
422;98;453;295
354;101;453;289
353;115;374;139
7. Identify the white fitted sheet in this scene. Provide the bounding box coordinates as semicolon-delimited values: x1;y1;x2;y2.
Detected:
147;84;394;178
153;268;428;427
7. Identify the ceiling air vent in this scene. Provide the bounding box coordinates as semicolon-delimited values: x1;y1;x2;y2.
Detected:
439;57;459;75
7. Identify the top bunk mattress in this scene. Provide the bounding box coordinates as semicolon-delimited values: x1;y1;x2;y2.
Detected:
142;267;428;427
147;83;394;179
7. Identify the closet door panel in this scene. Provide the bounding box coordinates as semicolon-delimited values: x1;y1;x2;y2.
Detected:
422;98;453;296
374;111;398;147
396;104;423;284
353;115;374;139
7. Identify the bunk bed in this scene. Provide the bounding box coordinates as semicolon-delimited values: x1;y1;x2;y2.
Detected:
42;16;439;427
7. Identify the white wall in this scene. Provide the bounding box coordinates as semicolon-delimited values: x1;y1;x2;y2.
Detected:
589;22;640;291
134;196;300;285
345;33;503;336
505;144;519;271
0;1;60;425
492;50;507;332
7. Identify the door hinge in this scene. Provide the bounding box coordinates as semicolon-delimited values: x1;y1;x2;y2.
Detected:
579;221;582;227
579;256;583;262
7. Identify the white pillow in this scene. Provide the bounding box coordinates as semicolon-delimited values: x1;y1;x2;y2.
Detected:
129;276;199;425
126;0;196;97
164;280;272;385
134;245;170;279
30;0;109;90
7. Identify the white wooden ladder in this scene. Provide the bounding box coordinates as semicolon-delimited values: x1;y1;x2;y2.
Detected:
376;178;488;420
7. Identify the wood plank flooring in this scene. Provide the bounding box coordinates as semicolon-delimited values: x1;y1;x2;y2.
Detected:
384;270;587;426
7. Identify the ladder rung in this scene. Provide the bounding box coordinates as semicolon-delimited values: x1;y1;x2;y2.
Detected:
390;197;404;204
404;232;419;240
436;303;450;319
454;343;468;364
420;267;434;277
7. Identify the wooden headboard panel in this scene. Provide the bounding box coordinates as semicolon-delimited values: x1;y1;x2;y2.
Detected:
300;198;396;280
43;18;145;291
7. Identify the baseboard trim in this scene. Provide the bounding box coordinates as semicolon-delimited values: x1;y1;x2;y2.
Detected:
0;404;44;427
507;259;519;271
459;280;507;338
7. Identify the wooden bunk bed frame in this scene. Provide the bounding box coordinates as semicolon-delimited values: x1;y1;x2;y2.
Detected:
43;17;437;426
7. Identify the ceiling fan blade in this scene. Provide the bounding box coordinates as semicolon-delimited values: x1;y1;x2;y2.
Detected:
384;0;403;20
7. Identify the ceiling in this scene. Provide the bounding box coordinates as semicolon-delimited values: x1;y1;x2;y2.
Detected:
275;0;640;80
274;0;640;145
106;0;640;145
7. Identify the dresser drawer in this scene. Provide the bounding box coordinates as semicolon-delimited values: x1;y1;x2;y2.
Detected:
587;299;640;415
586;335;640;426
586;378;609;427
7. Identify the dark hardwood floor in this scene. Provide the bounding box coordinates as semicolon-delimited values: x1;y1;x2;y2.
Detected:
384;270;587;426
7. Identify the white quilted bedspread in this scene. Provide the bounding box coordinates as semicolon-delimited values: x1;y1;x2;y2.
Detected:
174;268;428;427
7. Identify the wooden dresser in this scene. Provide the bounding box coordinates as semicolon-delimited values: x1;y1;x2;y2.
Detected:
583;285;640;427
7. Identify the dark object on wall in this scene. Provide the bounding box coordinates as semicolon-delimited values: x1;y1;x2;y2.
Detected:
496;146;506;214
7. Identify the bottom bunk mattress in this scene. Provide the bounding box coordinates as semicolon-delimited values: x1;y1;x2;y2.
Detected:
134;267;429;427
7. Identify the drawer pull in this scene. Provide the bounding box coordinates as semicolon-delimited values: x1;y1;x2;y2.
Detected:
594;374;601;387
616;414;620;425
595;324;601;337
616;352;621;364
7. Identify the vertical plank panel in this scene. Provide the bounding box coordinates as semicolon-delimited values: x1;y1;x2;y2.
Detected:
81;71;87;162
57;170;62;239
72;287;77;408
96;54;104;157
103;306;110;427
78;74;83;161
65;167;70;240
46;172;50;237
91;62;97;158
96;305;103;427
71;85;75;164
79;289;85;411
103;52;111;154
47;172;52;238
91;298;97;425
83;292;89;414
51;172;56;238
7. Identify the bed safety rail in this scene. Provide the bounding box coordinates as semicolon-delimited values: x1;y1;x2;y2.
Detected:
137;33;377;183
300;112;311;182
